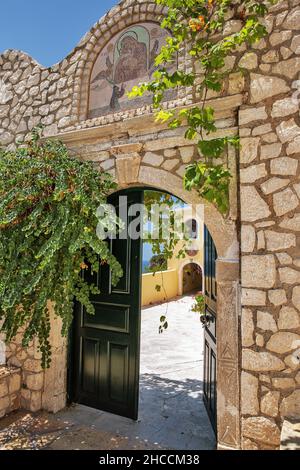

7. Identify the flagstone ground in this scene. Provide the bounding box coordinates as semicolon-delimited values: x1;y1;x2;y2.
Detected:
0;296;215;450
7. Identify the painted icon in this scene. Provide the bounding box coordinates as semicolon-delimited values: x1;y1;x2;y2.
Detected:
89;23;176;118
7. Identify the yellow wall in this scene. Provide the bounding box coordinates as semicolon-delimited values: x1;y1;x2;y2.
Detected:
142;207;204;306
142;269;178;306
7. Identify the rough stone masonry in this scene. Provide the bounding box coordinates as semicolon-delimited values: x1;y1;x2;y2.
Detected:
0;0;300;451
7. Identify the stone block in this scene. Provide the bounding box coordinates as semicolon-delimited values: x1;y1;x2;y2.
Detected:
0;381;8;398
261;391;280;417
273;378;296;390
253;124;272;137
261;177;289;195
242;255;276;289
26;372;44;391
271;98;299;118
273;188;299;217
242;438;259;450
179;146;194;163
292;286;300;311
241;187;271;222
261;143;282;160
143;152;164;167
271;157;298;176
250;74;289;104
268;289;287;306
270;30;292;46
291;35;300;53
242;309;255;347
162;159;179;171
241;372;259;415
287;136;300;155
241;225;256;253
242;289;266;306
240;164;267;183
267;332;300;354
29;391;42;413
284;351;300;370
280;390;300;419
257;311;277;333
239;107;267;125
0;396;9;412
23;358;44;373
279;267;300;284
276;119;300;144
116;153;141;186
242;417;280;446
256;334;264;347
242;350;285;371
272;58;300;79
280;419;300;450
278;307;300;330
8;373;21;394
240;137;260;164
280;214;300;231
239;53;258;70
265;230;296;251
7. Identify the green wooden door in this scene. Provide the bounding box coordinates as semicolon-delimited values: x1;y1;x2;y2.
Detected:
72;190;143;420
203;225;217;432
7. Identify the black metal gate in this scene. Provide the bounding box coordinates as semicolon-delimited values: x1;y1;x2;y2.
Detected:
203;225;217;431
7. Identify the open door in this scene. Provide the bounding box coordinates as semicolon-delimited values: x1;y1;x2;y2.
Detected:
72;190;143;420
203;225;217;431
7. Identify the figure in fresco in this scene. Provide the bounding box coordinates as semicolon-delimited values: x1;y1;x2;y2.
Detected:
110;84;125;111
114;35;148;83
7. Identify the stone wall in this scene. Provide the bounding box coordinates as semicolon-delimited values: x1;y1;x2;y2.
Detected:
239;0;300;450
0;0;299;450
0;366;21;418
5;307;67;414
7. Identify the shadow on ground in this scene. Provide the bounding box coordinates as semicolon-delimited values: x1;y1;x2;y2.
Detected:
0;374;215;450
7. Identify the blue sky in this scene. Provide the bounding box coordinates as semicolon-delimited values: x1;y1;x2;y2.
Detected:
0;1;117;67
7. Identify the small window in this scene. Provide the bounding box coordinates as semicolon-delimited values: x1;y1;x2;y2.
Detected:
185;219;198;240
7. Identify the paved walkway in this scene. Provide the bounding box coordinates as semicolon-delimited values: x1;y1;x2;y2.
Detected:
0;295;216;450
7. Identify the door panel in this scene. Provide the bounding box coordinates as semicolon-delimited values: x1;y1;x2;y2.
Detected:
72;190;143;420
203;225;217;432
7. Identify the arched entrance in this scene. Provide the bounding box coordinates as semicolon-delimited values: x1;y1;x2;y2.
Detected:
67;172;239;448
180;261;203;295
70;187;217;448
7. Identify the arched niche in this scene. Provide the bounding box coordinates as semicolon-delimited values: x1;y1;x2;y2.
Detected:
88;22;176;119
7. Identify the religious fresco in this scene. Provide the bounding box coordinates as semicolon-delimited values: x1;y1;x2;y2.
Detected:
88;23;176;118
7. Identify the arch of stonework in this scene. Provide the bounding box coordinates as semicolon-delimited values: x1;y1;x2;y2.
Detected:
111;163;241;449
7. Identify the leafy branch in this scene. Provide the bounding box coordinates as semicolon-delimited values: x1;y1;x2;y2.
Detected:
129;0;278;214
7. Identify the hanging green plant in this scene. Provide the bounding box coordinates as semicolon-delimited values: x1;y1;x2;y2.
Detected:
0;128;122;368
129;0;278;214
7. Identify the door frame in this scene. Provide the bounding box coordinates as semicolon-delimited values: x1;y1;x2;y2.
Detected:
67;186;221;438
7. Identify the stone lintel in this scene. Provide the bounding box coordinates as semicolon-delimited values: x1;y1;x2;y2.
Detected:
48;94;243;146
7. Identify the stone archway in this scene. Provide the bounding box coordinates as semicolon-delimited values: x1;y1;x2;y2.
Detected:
113;161;241;449
178;260;204;296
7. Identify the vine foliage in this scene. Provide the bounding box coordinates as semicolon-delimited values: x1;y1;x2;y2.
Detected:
129;0;278;214
0;129;122;368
